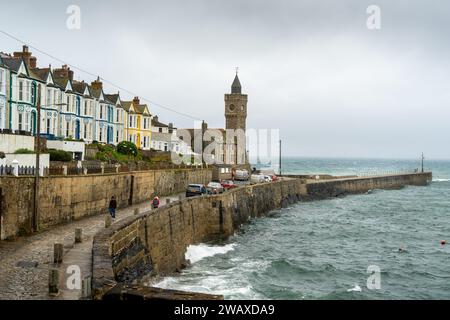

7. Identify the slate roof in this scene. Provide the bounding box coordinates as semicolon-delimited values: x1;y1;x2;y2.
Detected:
134;104;151;115
152;118;168;128
1;57;22;72
104;94;121;106
231;74;242;94
121;101;133;113
29;67;50;82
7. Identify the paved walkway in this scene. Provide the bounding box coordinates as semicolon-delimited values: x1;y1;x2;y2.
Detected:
0;194;182;300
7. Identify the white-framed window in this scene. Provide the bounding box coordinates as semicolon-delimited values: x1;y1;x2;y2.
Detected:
18;80;24;101
0;69;5;94
18;112;23;130
46;118;51;134
46;88;51;106
25;82;30;102
66;121;70;137
24;112;30;131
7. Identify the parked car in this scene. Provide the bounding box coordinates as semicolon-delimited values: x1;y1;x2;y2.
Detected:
270;174;279;181
207;182;225;194
250;174;265;184
234;169;249;181
263;175;273;182
221;180;237;190
186;184;208;197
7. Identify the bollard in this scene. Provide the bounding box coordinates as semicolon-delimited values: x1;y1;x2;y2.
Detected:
12;159;19;177
178;194;183;201
81;276;92;299
166;198;171;205
75;228;82;244
48;268;60;296
134;208;140;215
54;243;64;264
105;214;112;228
62;165;68;176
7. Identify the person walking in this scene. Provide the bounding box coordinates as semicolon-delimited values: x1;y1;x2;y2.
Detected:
109;196;117;219
152;196;160;209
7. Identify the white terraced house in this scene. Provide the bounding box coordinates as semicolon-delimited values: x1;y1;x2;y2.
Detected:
0;57;8;130
0;46;160;157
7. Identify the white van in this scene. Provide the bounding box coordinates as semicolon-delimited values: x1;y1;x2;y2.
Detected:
250;174;265;184
235;169;249;181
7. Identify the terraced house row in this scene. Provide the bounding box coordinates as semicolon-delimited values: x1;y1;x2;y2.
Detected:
0;46;152;149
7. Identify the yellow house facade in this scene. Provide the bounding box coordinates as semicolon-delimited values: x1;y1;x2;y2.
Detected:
122;97;152;150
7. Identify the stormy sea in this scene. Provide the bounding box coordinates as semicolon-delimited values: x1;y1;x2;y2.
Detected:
153;158;450;299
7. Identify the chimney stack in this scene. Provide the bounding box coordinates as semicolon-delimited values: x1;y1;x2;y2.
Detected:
133;97;140;105
13;45;36;68
54;65;74;81
29;57;37;69
91;76;103;90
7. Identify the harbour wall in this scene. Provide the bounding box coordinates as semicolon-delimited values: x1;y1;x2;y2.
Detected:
0;168;212;240
92;172;431;300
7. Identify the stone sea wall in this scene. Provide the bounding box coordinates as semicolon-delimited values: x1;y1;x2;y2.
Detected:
0;168;211;240
303;172;432;199
91;172;432;300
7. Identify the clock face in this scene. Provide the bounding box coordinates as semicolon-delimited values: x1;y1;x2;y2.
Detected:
229;104;236;112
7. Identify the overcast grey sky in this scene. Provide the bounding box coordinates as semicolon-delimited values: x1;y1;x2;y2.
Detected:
1;0;449;159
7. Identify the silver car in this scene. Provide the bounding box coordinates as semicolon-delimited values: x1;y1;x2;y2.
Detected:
207;182;224;194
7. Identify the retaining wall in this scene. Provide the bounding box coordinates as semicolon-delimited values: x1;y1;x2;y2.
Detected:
0;168;211;240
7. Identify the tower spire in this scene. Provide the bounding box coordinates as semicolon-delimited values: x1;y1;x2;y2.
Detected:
231;69;242;94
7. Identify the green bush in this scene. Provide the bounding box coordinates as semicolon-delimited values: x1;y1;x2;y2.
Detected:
117;141;138;157
14;148;35;154
49;149;72;162
98;144;115;153
95;151;110;162
0;151;5;159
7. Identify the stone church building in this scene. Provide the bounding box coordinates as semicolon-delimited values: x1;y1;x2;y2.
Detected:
179;73;250;180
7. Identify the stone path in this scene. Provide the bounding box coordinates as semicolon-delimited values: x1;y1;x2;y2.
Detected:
0;194;182;300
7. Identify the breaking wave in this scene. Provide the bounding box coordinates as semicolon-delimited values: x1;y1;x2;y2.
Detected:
186;243;236;264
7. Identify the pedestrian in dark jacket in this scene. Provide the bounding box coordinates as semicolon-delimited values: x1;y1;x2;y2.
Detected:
109;196;117;219
152;196;160;209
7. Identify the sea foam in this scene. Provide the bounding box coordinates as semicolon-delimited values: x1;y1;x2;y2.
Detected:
186;243;236;264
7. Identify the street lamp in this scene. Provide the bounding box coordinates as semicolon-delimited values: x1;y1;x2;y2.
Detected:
33;98;67;233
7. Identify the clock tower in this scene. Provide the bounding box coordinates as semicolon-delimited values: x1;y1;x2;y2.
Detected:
225;73;247;131
224;72;248;165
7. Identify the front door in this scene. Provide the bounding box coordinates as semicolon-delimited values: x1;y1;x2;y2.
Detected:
107;126;113;144
31;110;37;135
75;120;80;140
